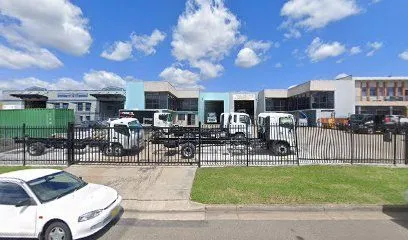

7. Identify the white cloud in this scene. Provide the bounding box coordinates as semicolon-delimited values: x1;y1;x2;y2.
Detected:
280;0;360;38
101;41;133;61
0;70;132;90
336;58;344;64
0;0;92;56
131;29;166;56
159;66;201;88
171;0;244;78
399;50;408;61
366;41;383;56
0;44;62;69
335;73;350;79
244;40;272;53
101;29;166;61
235;48;261;68
350;46;362;55
275;63;283;68
0;70;129;93
235;40;272;68
306;37;346;62
83;70;127;89
191;60;224;78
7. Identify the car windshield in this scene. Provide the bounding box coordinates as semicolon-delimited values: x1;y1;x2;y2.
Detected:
27;171;87;203
128;120;142;131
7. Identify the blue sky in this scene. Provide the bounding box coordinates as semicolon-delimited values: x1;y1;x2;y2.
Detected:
1;0;408;93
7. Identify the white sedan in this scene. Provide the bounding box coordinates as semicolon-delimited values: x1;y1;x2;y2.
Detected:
0;169;122;240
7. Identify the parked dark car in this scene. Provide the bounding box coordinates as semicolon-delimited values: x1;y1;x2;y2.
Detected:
349;114;387;134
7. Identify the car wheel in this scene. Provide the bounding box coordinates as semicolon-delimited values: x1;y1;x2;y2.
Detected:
112;144;124;157
27;142;46;156
44;221;72;240
103;145;114;156
273;142;290;156
181;143;195;159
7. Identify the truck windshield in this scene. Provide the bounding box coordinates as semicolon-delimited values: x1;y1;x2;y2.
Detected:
128;120;142;130
279;117;294;128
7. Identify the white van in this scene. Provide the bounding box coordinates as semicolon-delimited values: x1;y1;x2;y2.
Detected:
258;113;296;156
103;118;144;156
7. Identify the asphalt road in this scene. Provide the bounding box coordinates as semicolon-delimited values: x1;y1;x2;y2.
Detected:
88;218;408;240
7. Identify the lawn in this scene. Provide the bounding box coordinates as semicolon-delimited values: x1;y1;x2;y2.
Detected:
191;166;408;205
0;166;62;175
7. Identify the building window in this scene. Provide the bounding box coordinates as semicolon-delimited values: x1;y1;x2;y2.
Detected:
387;87;395;97
265;98;287;111
178;98;198;111
397;87;403;97
62;103;69;109
86;116;91;121
53;103;61;109
310;92;334;109
145;92;169;109
178;114;186;121
80;116;83;122
369;87;376;97
361;87;367;97
378;87;384;96
85;102;91;111
77;103;83;111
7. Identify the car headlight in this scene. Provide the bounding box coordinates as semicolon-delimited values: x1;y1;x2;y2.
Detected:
78;210;103;222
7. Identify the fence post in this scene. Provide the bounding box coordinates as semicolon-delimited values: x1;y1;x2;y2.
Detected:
350;129;354;164
295;125;300;166
67;122;74;166
198;122;201;167
22;124;26;166
246;123;249;167
393;131;397;165
405;130;408;165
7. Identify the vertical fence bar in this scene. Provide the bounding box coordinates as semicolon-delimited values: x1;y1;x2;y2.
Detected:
393;131;397;165
198;122;201;167
67;122;74;166
405;130;408;165
350;129;354;164
22;124;26;166
295;125;300;166
246;123;249;167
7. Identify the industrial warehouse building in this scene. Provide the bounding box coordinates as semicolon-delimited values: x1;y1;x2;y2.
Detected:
1;87;125;123
2;75;408;126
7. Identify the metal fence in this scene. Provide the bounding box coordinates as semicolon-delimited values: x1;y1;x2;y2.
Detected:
0;123;407;166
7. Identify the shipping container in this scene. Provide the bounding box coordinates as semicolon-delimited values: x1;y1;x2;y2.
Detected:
0;109;74;138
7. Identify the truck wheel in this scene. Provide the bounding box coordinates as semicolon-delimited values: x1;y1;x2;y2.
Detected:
27;142;46;156
232;133;245;146
273;142;290;156
112;144;124;157
103;145;114;156
181;143;195;159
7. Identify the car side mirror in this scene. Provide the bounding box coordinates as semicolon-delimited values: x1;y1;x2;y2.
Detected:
15;198;34;207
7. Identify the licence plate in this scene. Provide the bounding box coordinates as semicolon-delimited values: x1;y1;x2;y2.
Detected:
111;206;120;217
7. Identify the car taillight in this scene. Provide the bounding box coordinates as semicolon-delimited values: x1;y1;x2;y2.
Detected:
385;117;391;123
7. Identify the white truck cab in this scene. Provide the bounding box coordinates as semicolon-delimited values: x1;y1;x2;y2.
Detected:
259;113;296;156
153;112;173;128
104;118;144;156
220;112;252;138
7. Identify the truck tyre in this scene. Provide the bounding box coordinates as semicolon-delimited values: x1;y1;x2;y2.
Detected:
27;142;46;156
112;144;124;157
181;143;195;159
273;142;290;156
232;133;246;146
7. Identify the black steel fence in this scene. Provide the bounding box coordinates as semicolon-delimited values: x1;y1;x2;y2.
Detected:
0;123;407;166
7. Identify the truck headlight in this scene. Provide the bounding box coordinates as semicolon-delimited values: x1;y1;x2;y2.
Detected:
78;210;103;222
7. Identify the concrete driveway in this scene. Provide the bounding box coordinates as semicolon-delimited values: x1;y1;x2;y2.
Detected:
66;165;203;219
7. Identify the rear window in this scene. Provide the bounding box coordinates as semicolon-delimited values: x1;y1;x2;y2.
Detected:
279;117;294;128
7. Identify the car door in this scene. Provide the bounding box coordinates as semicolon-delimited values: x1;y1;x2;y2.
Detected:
0;181;37;238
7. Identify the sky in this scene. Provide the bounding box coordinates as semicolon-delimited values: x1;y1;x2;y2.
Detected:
0;0;408;93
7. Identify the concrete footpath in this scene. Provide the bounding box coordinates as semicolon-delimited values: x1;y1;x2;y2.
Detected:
66;165;408;221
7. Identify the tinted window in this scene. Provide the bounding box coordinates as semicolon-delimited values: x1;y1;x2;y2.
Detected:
0;182;30;205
